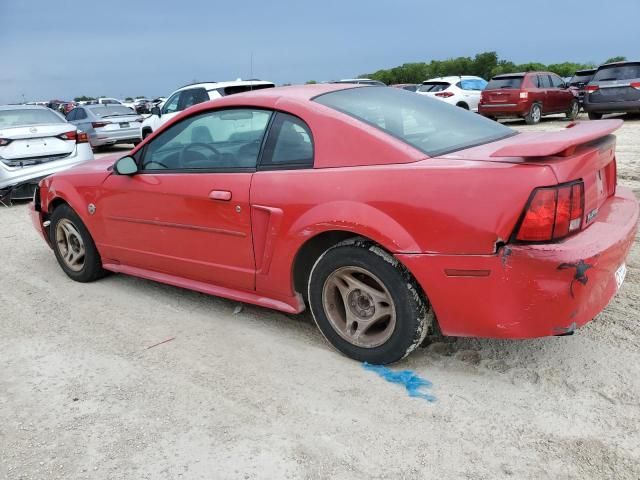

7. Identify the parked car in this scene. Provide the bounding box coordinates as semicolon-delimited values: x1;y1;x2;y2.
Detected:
30;85;637;364
66;104;142;148
140;80;275;139
416;76;487;111
95;97;122;106
332;78;386;86
568;68;597;106
478;72;579;124
391;84;419;92
583;61;640;119
0;105;93;201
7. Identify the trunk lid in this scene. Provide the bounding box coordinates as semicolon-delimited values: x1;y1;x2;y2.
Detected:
482;88;521;105
0;124;76;163
440;120;622;232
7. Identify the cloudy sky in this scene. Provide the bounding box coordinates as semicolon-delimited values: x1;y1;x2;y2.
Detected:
1;0;638;103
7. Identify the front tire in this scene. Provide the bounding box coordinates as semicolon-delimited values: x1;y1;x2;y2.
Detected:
524;103;542;125
50;204;106;282
588;112;603;120
566;99;579;120
308;240;431;364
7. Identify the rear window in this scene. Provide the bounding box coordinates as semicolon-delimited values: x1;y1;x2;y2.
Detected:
89;106;137;117
486;76;523;89
0;108;65;127
569;72;595;85
314;87;515;157
592;63;640;81
458;79;488;91
417;82;450;93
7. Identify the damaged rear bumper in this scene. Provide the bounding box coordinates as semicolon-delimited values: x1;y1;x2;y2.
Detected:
398;186;639;339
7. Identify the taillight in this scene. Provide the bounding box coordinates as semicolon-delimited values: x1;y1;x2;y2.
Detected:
77;131;89;143
630;82;640;90
92;121;110;128
0;138;12;146
515;182;584;242
58;131;78;141
585;85;599;93
519;91;528;99
435;91;454;98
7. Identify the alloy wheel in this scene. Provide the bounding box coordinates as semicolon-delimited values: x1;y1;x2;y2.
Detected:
55;219;86;272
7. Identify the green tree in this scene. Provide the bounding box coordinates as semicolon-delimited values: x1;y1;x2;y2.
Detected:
74;95;95;102
305;80;317;84
604;56;626;64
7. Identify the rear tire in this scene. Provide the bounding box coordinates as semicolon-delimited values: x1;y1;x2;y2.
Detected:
308;240;431;364
524;103;542;125
588;112;603;120
50;204;107;283
566;99;579;120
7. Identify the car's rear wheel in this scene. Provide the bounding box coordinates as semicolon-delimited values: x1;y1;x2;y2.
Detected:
456;102;470;110
566;100;580;120
308;240;431;364
50;204;106;283
588;112;603;120
524;103;542;125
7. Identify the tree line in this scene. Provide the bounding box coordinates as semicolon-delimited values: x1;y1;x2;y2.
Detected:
357;52;627;85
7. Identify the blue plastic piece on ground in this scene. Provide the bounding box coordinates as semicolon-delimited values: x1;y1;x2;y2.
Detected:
362;362;436;402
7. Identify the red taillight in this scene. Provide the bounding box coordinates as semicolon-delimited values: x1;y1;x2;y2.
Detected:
77;131;89;144
92;121;110;128
0;138;12;146
435;91;454;98
58;131;78;141
585;85;599;93
630;82;640;90
516;182;584;242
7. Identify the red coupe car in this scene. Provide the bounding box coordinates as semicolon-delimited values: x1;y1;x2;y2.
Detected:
30;85;638;364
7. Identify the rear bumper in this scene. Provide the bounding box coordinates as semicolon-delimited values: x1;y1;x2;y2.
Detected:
583;99;640;113
398;186;639;338
90;128;141;147
478;101;529;117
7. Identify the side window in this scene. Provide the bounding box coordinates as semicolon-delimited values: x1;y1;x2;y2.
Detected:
76;109;87;120
141;109;272;172
538;75;551;88
178;88;209;111
66;109;77;121
260;113;314;169
161;92;181;114
550;75;564;88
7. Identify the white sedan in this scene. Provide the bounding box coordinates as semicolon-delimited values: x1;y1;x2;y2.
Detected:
0;105;94;202
416;76;487;112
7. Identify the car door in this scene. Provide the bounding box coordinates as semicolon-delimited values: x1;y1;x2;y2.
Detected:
535;74;552;112
549;73;571;112
94;108;273;291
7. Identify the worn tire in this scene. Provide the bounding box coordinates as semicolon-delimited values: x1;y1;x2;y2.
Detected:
524;103;542;125
50;204;107;283
588;112;603;120
308;240;431;364
566;99;579;120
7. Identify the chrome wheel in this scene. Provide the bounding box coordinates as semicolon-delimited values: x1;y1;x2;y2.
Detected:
55;218;85;272
322;266;396;348
531;104;541;123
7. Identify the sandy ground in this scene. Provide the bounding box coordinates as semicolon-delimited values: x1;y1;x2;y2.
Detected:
1;114;639;479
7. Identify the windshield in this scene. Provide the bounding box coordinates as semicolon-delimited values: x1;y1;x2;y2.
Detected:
486;76;523;89
417;82;450;93
0;108;65;127
89;106;137;117
314;87;516;157
592;63;640;82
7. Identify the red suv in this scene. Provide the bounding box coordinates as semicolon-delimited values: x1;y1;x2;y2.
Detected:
479;72;579;124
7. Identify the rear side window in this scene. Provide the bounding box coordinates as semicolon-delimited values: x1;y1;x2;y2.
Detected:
260;113;313;169
550;75;565;88
417;82;450;93
486;76;523;89
592;63;640;81
315;87;515;157
66;109;77;121
76;109;87;120
178;88;209;110
458;79;488;91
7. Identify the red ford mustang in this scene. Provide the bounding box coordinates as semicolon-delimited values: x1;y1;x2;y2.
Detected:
30;84;638;364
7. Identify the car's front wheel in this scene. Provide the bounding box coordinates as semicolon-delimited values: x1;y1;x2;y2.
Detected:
566;99;580;120
308;240;431;364
50;204;107;282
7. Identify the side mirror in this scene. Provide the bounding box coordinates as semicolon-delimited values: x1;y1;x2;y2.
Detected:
114;156;138;175
151;106;161;117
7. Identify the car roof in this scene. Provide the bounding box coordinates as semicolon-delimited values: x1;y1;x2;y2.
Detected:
423;75;485;83
598;60;640;68
0;104;49;111
175;79;275;92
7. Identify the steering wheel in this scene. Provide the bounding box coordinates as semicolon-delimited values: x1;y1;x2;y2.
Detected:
179;143;220;165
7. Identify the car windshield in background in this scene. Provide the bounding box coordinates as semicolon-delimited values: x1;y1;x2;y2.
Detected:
592;63;640;81
315;86;516;157
89;106;137;117
569;73;594;85
417;82;450;93
0;108;64;127
486;76;523;89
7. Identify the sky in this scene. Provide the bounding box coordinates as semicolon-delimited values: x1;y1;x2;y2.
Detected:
1;0;638;103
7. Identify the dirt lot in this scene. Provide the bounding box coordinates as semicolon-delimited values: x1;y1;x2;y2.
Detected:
1;114;639;479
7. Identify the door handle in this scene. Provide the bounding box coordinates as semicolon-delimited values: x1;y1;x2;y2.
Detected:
209;190;232;201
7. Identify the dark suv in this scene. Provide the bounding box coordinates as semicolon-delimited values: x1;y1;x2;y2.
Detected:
568;68;596;105
583;61;640;119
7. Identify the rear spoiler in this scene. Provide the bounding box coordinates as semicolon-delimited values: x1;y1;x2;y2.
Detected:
491;119;623;158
